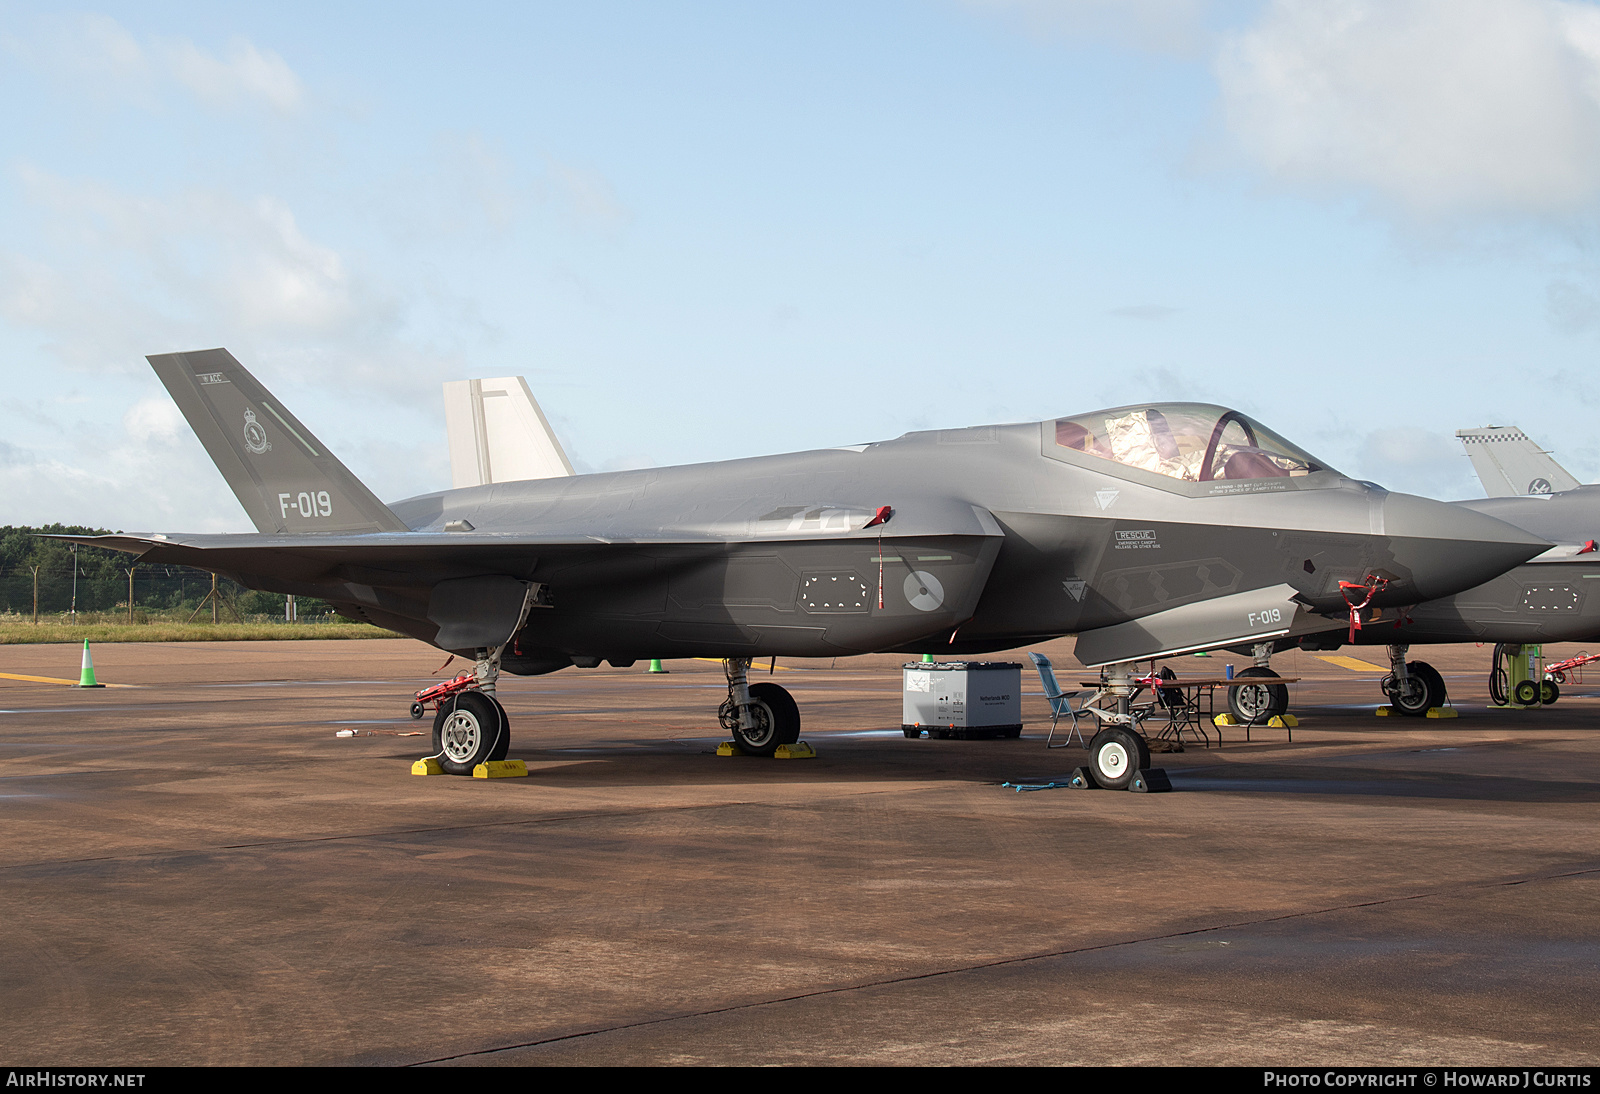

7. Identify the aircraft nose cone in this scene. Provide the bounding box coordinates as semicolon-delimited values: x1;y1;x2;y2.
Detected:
1381;492;1550;601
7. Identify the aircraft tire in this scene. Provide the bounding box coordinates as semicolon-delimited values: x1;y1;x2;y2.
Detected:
431;690;506;775
1513;679;1540;706
1227;667;1288;724
729;683;800;757
1088;727;1149;791
488;695;511;761
1542;679;1560;705
1387;661;1446;717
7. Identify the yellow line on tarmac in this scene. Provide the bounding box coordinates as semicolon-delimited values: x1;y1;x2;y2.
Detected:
691;658;799;672
1316;655;1388;673
0;672;134;687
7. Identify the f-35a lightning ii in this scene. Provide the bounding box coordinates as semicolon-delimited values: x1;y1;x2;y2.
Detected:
59;350;1548;784
1241;426;1600;719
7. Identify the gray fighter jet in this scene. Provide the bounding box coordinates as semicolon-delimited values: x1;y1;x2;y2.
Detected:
1247;429;1600;718
60;350;1547;785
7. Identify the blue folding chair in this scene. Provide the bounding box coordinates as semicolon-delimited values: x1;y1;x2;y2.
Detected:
1029;652;1092;748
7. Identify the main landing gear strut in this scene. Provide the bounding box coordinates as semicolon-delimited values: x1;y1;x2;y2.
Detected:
410;644;513;775
1381;643;1446;716
410;585;548;776
719;657;800;756
1226;642;1290;724
410;645;808;771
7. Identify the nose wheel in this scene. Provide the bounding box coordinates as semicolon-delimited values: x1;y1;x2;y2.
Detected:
1087;727;1150;791
430;691;510;775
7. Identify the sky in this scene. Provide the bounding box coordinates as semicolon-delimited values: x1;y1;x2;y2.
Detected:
3;0;1600;533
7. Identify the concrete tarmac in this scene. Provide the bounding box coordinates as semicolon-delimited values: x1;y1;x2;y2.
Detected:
1;637;1597;1066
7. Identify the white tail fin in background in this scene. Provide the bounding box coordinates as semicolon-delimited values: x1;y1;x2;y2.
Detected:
1456;426;1582;498
444;377;575;488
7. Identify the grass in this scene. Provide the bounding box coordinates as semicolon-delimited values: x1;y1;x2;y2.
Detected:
0;611;404;644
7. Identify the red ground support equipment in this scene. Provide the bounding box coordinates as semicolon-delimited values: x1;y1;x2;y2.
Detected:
410;672;480;719
1545;651;1598;686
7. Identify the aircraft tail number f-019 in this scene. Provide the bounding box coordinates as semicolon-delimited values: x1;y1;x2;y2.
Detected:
58;349;1549;772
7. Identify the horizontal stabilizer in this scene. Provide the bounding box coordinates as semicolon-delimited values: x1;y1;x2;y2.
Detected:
1074;584;1324;667
149;349;407;535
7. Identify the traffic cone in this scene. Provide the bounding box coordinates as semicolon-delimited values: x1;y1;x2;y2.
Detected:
77;640;104;688
647;659;669;674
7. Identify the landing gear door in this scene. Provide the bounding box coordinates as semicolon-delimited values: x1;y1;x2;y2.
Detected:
428;575;537;654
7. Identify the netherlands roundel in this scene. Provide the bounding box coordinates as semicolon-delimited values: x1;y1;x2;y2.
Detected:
903;570;945;612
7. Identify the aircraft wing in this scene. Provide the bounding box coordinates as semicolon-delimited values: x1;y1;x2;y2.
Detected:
47;495;1007;659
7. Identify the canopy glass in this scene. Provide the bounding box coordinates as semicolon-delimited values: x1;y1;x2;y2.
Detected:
1054;405;1332;482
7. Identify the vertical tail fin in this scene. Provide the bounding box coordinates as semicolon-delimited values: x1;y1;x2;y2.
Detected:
1456;426;1583;497
443;376;575;489
148;348;407;534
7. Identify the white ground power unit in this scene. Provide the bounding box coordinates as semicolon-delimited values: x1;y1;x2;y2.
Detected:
901;662;1023;739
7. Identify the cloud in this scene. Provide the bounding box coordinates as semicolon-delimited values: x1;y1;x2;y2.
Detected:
1546;276;1600;332
1;166;376;368
1216;0;1600;219
0;413;249;533
0;164;471;515
163;36;303;112
0;439;34;467
3;13;303;113
541;158;632;232
122;398;184;444
1354;426;1477;497
962;0;1220;56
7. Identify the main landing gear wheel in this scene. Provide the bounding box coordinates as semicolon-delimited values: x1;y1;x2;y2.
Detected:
720;682;800;757
1088;727;1150;791
1385;661;1445;717
1227;666;1289;723
431;691;509;775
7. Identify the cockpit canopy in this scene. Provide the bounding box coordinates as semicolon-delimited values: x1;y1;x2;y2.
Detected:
1054;404;1333;482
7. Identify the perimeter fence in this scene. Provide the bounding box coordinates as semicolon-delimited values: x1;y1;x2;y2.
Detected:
0;564;335;622
0;524;336;625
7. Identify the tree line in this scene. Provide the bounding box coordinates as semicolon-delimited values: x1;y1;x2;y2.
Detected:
0;525;331;619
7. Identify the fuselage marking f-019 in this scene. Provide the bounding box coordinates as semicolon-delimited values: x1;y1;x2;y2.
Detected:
278;491;333;520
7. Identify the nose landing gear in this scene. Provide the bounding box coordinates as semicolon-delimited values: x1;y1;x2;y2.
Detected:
720;657;800;756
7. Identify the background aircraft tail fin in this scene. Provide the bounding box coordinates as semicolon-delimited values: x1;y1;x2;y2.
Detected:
443;376;575;489
1456;426;1582;498
148;348;408;534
